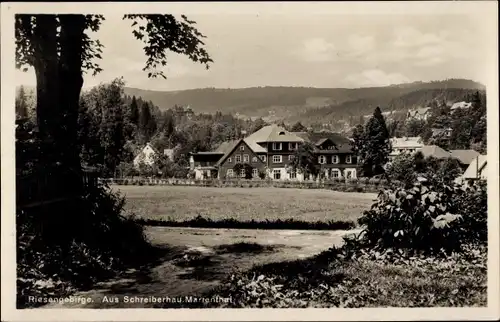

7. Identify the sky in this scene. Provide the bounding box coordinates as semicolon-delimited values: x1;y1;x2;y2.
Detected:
14;10;493;91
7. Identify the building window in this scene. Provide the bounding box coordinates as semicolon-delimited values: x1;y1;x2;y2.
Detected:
252;168;258;178
332;155;339;164
243;154;249;162
252;156;258;163
288;155;295;161
289;169;297;179
240;146;245;151
261;155;267;162
227;169;234;177
346;155;352;164
272;142;282;151
273;169;281;180
289;142;298;150
273;155;282;163
235;155;241;163
228;157;232;163
318;155;326;164
331;169;341;178
327;145;335;150
240;169;246;177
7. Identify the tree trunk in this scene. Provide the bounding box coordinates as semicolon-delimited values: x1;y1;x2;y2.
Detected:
32;14;87;195
58;15;87;185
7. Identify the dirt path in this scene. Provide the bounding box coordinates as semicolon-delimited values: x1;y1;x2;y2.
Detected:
43;226;361;308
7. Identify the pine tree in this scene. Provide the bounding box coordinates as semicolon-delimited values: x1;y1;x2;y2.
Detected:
15;85;29;119
129;96;139;125
358;107;391;177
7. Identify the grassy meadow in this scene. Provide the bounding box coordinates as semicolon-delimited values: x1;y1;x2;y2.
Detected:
112;185;377;223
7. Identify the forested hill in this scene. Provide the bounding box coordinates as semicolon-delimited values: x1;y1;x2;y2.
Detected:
122;79;485;122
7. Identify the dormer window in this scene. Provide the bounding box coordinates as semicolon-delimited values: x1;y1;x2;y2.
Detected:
278;131;286;135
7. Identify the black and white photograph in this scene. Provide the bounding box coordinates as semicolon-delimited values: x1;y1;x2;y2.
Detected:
1;1;499;320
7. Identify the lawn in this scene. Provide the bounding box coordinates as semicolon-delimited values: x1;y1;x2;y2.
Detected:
112;185;377;223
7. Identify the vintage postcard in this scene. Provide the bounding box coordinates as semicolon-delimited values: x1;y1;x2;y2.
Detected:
1;1;499;321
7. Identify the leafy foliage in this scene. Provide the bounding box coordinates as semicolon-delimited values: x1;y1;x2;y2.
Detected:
357;178;487;254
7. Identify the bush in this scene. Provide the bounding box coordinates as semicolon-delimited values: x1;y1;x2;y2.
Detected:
17;182;153;307
356;177;487;254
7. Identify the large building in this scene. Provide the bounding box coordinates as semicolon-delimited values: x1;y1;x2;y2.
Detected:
389;136;424;160
189;124;358;180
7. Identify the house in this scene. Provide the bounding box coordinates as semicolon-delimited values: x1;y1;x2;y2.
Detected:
133;143;159;168
189;124;358;181
420;145;451;159
295;131;358;180
450;101;472;113
407;107;431;121
430;127;453;146
389;137;424;160
449;149;480;171
460;155;487;182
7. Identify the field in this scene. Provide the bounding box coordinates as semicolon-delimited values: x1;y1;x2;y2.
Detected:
113;185;377;223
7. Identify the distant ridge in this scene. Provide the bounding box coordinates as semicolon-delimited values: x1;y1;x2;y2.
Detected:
17;78;485;126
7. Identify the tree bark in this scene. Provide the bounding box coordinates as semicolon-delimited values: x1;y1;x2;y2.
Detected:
58;15;86;183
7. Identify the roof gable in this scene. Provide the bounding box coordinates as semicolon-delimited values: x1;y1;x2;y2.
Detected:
215;139;264;167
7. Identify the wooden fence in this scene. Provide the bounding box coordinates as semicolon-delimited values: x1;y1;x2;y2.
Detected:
100;177;399;193
16;167;99;210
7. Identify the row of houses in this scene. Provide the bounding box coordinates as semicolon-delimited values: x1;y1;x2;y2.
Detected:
132;124;486;183
389;136;487;182
406;101;473;121
189;125;359;180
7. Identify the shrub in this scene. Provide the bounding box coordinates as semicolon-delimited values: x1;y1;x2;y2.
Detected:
357;177;487;254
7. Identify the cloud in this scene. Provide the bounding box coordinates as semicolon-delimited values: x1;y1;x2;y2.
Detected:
344;69;411;87
346;34;375;57
297;38;337;62
393;26;443;48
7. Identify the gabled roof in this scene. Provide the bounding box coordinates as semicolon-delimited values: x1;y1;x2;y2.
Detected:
215;140;240;153
449;149;480;165
244;124;304;146
214;139;265;167
421;145;451;159
294;131;351;146
463;155;487;179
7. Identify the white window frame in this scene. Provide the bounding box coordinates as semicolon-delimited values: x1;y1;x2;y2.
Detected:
240;146;245;151
288;155;295;161
318;155;326;164
332;155;339;164
346;155;352;164
243;154;249;162
227;157;232;163
273;169;281;180
272;142;282;151
252;156;258;163
288;142;297;150
227;169;234;177
289;169;297;179
331;169;341;178
235;154;241;163
261;155;267;162
252;168;258;178
272;155;282;163
240;169;246;177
